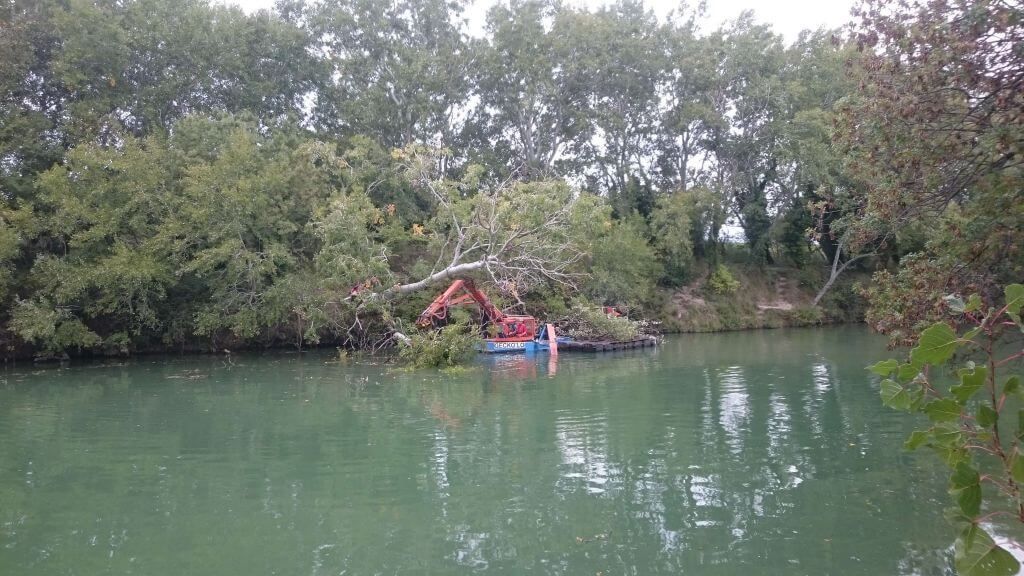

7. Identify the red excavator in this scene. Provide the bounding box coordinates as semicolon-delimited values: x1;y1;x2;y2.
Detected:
416;279;538;343
416;279;658;355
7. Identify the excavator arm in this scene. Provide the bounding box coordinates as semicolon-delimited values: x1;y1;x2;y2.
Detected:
416;279;505;329
416;279;538;341
461;280;505;325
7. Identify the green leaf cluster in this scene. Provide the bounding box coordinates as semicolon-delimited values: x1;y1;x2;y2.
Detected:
707;265;741;296
398;321;481;369
872;285;1024;576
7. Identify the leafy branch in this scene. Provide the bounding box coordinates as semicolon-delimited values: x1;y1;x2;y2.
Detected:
872;284;1024;576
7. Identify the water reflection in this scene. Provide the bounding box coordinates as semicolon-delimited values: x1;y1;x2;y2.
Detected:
0;328;993;575
555;410;616;495
714;366;750;455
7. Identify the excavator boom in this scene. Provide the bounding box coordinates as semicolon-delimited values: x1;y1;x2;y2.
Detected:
416;279;503;328
416;279;538;340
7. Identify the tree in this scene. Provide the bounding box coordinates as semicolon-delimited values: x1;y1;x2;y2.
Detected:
13;115;353;353
49;0;319;139
657;10;719;193
711;15;787;264
0;0;64;202
167;119;339;340
586;218;662;308
573;1;665;201
468;0;592;179
775;32;855;272
17;133;179;353
379;146;599;299
650;192;695;284
838;0;1024;340
313;0;471;152
776;199;812;268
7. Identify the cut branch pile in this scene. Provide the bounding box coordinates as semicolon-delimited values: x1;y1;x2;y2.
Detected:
555;305;659;342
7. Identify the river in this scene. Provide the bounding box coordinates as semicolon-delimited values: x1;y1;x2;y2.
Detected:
0;327;967;574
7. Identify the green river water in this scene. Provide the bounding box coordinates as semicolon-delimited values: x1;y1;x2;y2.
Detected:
0;327;983;574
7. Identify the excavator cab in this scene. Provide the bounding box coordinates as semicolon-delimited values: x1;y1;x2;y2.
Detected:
495;315;537;341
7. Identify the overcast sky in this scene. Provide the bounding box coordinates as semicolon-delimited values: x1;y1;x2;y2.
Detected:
226;0;857;42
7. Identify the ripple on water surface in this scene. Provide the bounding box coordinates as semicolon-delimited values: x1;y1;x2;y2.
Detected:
0;328;984;575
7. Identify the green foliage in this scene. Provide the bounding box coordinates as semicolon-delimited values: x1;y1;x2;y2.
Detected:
788;306;823;326
650;192;695;285
684;187;729;261
840;0;1024;345
739;198;773;264
313;0;469;150
707;265;740;295
398;322;481;369
16;116;375;354
0;0;877;359
0;203;33;303
571;3;664;201
469;0;595;178
9;298;101;356
777;200;813;268
6;0;1010;366
862;254;954;346
559;302;641;342
873;284;1024;576
313;191;391;289
582;215;662;308
955;523;1019;576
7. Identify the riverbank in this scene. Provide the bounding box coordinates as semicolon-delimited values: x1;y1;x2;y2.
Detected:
2;264;869;362
654;264;869;333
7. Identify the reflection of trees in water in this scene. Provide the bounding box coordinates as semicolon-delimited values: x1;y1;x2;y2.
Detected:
419;335;957;573
554;411;617;496
542;339;953;573
896;541;956;576
0;333;959;574
714;367;750;456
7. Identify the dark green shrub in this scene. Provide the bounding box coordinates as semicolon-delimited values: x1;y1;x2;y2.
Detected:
707;265;740;295
399;322;481;368
788;306;824;325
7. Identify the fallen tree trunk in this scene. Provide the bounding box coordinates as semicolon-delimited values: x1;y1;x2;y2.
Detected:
381;257;500;299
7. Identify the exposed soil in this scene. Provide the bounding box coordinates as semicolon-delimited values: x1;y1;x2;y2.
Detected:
660;266;846;333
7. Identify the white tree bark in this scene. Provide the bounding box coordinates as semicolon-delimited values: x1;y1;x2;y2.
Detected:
382;257;500;298
812;242;873;306
387;147;584;298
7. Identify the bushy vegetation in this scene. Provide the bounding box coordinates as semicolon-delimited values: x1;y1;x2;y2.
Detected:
558;304;642;342
398;322;481;369
707;265;740;296
649;193;695;285
835;0;1024;345
0;0;845;358
0;0;1019;361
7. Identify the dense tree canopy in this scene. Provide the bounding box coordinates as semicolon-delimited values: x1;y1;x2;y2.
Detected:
1;0;1017;357
839;0;1024;344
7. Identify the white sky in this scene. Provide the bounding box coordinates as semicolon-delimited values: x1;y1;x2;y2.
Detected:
227;0;857;42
